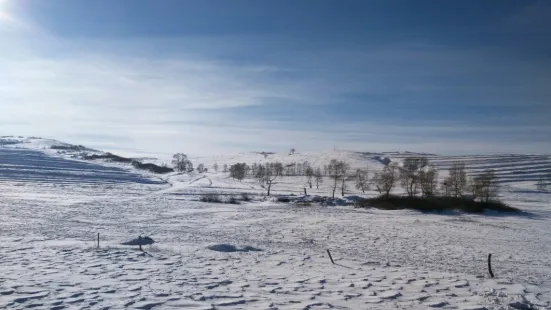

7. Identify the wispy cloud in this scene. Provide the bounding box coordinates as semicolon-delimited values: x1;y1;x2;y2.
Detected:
0;31;313;155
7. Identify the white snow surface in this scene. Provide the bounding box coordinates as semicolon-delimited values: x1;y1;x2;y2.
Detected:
1;137;551;309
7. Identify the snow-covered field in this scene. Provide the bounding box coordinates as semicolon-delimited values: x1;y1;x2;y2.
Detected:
1;137;551;309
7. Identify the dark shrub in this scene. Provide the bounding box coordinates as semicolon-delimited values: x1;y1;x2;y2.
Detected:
240;193;251;201
83;153;133;163
200;193;222;203
82;152;173;174
226;196;240;204
51;144;89;151
355;195;519;213
277;197;291;203
131;161;173;174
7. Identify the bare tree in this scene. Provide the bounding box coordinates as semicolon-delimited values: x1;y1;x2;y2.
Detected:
229;163;247;181
196;163;205;173
418;166;438;197
536;176;548;192
372;163;399;198
355;168;369;193
472;169;499;202
290;148;296;155
341;176;351;196
399;157;428;198
443;162;467;198
213;162;219;172
315;167;323;189
223;164;228;173
264;162;282;196
305;165;314;188
341;162;350;197
328;159;348;198
274;162;284;176
328;160;340;198
284;163;294;176
172;153;192;172
467;176;479;201
255;164;266;185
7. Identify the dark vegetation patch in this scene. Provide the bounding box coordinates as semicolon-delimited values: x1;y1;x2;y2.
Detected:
83;152;134;163
226;196;239;204
200;193;223;203
82;152;174;174
207;244;262;252
240;193;251;202
199;193;243;204
355;195;520;214
276;197;291;203
131;161;173;174
0;139;20;146
51;144;88;151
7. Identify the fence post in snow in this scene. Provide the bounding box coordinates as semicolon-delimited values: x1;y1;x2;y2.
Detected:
97;233;100;248
488;253;494;278
327;249;335;264
304;188;307;196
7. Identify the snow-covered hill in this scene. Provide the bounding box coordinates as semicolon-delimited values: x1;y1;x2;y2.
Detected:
4;136;549;190
1;136;551;309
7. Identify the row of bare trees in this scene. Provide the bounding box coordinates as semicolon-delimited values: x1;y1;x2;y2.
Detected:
228;162;285;196
216;161;316;177
305;166;324;189
371;159;499;202
221;156;500;201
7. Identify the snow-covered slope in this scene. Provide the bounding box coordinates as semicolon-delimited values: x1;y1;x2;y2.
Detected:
0;148;163;185
1;137;551;309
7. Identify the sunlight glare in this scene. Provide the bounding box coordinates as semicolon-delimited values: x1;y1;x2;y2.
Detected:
0;0;13;23
0;0;27;28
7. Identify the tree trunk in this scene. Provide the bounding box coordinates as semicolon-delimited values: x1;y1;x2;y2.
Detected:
267;182;272;196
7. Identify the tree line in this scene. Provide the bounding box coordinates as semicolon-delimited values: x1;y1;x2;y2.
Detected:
173;152;508;201
227;157;501;201
371;158;500;202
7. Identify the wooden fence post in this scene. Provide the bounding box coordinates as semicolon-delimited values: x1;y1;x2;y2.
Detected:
488;253;494;278
327;249;335;264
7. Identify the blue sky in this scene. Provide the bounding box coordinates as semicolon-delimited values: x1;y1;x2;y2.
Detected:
1;0;550;157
